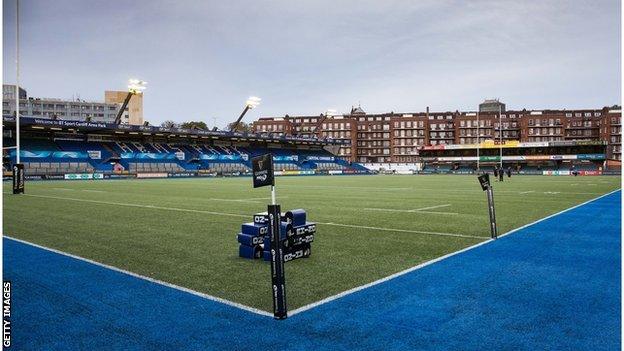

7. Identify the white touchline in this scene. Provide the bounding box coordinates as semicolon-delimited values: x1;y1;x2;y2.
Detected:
410;204;451;212
3;235;273;318
411;211;458;215
52;188;74;191
363;204;456;214
287;188;621;316
519;191;534;194
363;208;417;213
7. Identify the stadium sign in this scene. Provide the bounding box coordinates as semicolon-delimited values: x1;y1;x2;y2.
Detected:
136;173;168;178
3;116;348;146
64;173;93;180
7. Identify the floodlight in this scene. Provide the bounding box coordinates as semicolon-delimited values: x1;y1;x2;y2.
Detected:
128;79;147;94
246;96;261;109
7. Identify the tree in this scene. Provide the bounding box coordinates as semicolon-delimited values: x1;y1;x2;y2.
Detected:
180;121;208;130
227;121;252;133
160;120;178;129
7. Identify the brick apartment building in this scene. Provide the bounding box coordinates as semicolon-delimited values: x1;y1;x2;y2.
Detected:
252;103;622;164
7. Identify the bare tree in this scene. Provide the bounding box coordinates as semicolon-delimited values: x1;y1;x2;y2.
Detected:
227;121;252;133
160;120;178;129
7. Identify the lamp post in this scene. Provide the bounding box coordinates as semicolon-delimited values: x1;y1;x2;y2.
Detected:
230;96;261;132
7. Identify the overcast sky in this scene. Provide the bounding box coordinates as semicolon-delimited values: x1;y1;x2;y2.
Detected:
2;0;621;127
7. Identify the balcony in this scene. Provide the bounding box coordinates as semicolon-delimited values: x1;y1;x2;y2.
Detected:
566;125;599;130
393;135;425;139
429;137;455;140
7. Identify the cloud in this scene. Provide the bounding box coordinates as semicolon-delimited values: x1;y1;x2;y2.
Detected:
2;0;620;125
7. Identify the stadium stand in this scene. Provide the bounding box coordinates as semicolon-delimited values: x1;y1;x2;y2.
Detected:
4;135;368;179
418;140;610;175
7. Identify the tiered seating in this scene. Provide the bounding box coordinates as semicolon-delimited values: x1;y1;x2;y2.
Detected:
114;142;134;153
23;138;59;151
571;163;598;171
7;137;367;176
205;162;250;174
314;162;345;171
216;145;232;155
56;140;112;160
132;142;147;152
128;162;185;173
275;163;301;171
23;162;94;175
164;144;184;153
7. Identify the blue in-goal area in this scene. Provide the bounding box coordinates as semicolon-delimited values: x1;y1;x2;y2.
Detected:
3;191;621;350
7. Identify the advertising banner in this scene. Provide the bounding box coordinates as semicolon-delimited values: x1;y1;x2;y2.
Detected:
543;170;571;176
64;173;94;180
10;150;89;159
87;150;102;159
121;152;178;160
273;155;298;162
136;173;168;178
200;154;244;161
3;116;348;146
305;155;335;161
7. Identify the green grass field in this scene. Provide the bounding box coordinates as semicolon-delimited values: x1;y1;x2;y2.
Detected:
3;175;621;312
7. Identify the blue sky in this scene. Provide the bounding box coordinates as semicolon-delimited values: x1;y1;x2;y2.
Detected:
2;0;621;126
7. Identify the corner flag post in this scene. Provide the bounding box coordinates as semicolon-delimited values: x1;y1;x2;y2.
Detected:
252;153;287;319
478;173;498;239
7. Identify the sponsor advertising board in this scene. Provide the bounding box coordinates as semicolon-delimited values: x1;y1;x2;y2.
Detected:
136;173;169;178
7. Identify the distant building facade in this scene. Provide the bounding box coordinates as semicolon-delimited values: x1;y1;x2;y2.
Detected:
479;99;506;113
252;103;622;163
2;85;26;100
2;85;144;125
105;90;144;125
